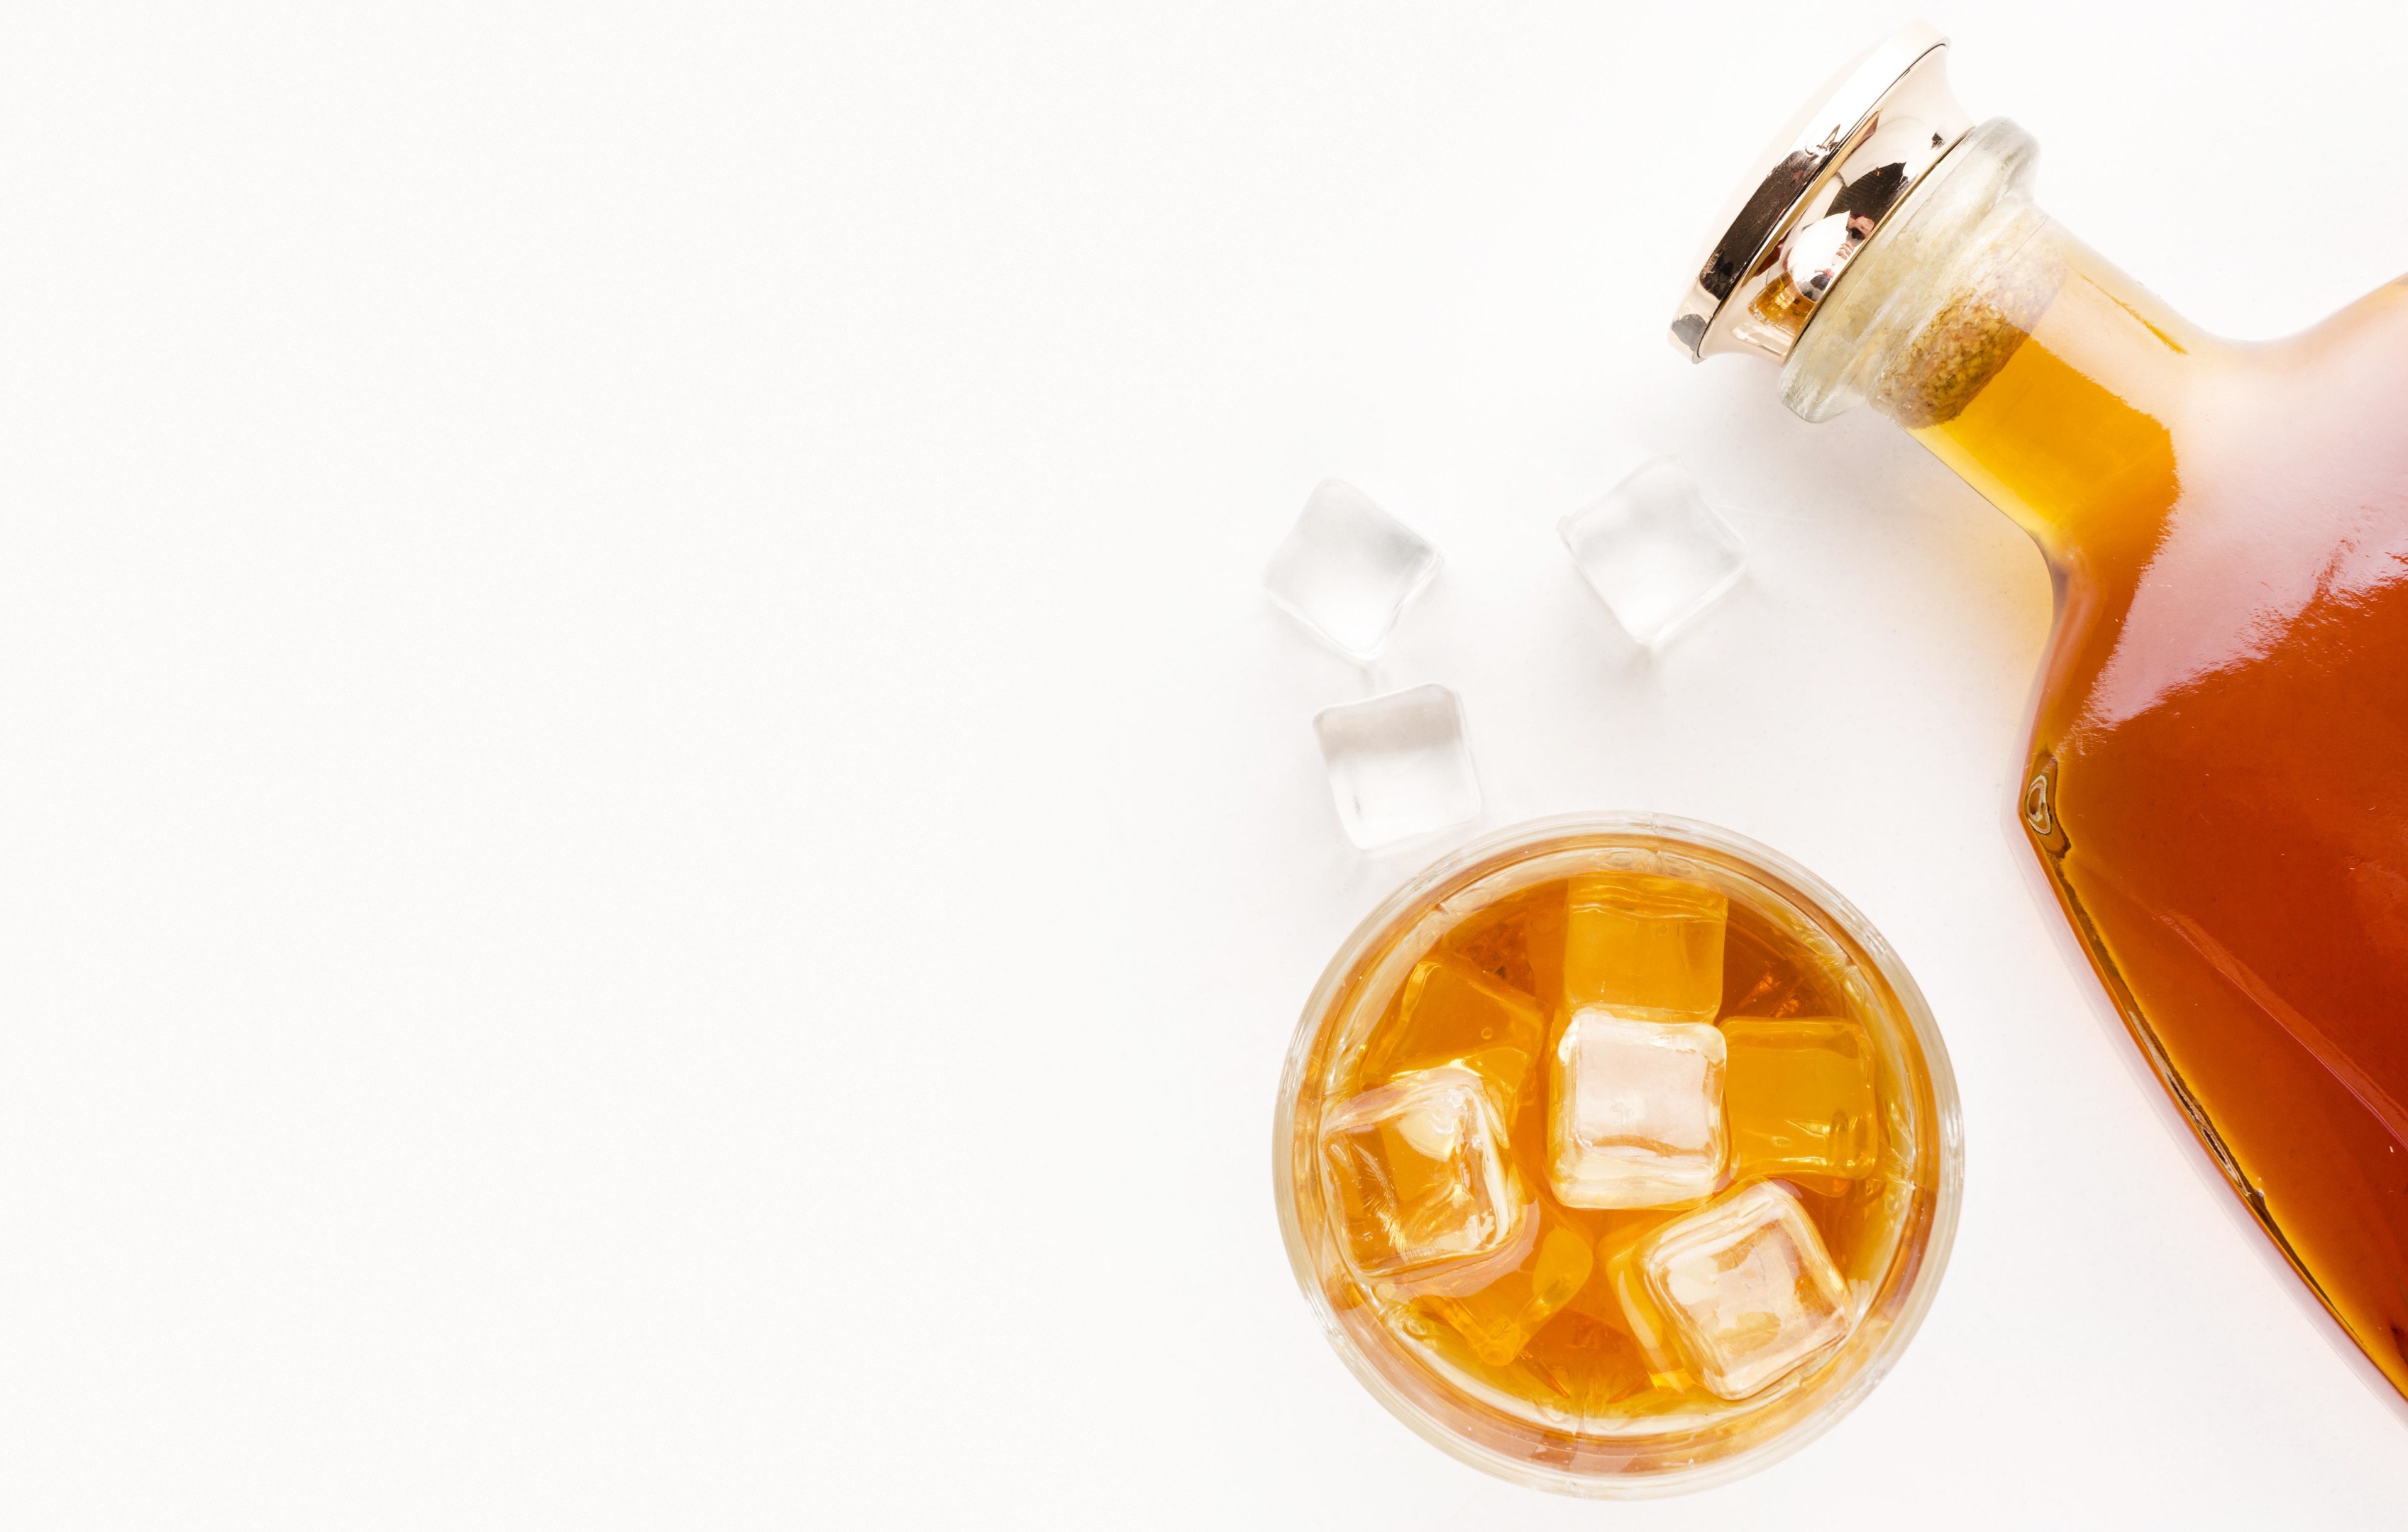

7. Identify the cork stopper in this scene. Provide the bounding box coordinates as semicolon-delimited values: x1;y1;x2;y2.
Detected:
1779;118;2065;427
1867;216;2065;428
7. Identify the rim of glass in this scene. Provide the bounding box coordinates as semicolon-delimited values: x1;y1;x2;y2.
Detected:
1271;811;1965;1498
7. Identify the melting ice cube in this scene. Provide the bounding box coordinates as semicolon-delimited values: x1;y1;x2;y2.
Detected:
1548;1007;1728;1209
1362;957;1547;1117
1313;684;1481;849
1441;882;1566;1006
1320;1065;1531;1292
1613;1181;1851;1401
1518;1309;1656;1421
1723;1017;1881;1182
1564;1208;1677;1332
1558;457;1745;646
1562;872;1727;1023
1263;479;1442;660
1424;1211;1594;1367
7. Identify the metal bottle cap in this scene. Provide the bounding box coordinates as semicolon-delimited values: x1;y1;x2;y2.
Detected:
1669;23;1972;364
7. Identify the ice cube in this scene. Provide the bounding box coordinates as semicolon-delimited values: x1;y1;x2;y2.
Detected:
1362;957;1547;1117
1423;1210;1596;1366
1518;1310;1655;1421
1440;882;1566;1007
1313;684;1482;849
1612;1181;1851;1400
1558;457;1746;646
1562;872;1727;1023
1263;479;1442;660
1320;1065;1532;1292
1564;1209;1676;1329
1603;1239;1690;1390
1547;1007;1728;1209
1720;916;1840;1018
1723;1018;1881;1181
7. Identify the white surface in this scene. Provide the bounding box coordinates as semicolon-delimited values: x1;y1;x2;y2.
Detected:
0;2;2403;1527
1558;457;1748;646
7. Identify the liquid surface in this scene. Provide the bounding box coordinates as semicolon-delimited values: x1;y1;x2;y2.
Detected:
1915;243;2408;1397
1320;876;1902;1428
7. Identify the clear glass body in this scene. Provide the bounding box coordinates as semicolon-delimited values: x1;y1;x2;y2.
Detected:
1274;815;1962;1495
1789;119;2408;1401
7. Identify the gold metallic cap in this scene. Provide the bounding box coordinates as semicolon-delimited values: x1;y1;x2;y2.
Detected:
1669;23;1972;365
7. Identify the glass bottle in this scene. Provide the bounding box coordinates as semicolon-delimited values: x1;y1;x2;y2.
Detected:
1679;25;2408;1402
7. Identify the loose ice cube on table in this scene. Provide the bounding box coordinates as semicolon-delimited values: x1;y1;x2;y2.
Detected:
1611;1181;1850;1401
1548;1007;1728;1209
1264;479;1441;660
1558;457;1745;647
1723;1018;1881;1181
1562;872;1727;1023
1313;684;1481;849
1321;1065;1532;1292
1363;957;1547;1116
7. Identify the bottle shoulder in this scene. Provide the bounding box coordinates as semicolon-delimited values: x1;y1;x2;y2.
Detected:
2020;276;2408;799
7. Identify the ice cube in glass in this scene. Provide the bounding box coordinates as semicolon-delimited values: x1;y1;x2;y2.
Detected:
1723;1017;1881;1181
1424;1212;1595;1367
1518;1309;1656;1421
1616;1181;1850;1401
1320;1065;1531;1292
1440;882;1566;1009
1548;1007;1728;1209
1264;479;1442;660
1313;684;1481;849
1558;457;1745;646
1564;1208;1678;1330
1562;872;1727;1023
1362;957;1547;1116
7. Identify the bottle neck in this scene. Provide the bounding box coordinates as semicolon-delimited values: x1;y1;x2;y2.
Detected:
1779;121;2204;565
1909;232;2199;564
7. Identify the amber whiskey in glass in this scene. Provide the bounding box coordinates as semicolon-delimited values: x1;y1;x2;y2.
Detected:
1276;818;1959;1494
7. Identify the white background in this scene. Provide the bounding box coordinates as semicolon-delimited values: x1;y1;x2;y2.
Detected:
1;1;2404;1526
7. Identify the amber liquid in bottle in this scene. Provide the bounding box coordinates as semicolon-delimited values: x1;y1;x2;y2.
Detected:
1902;229;2408;1397
1324;877;1904;1424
